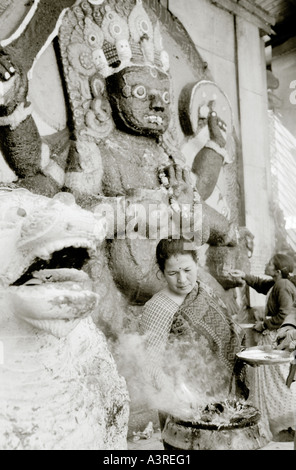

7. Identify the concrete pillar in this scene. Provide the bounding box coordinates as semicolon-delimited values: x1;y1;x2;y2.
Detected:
235;17;275;306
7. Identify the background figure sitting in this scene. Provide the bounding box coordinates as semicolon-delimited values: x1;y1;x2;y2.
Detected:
230;253;296;441
276;307;296;450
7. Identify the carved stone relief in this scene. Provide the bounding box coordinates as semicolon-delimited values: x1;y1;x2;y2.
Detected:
0;0;253;448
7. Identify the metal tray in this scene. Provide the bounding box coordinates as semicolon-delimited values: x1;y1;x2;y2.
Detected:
236;346;291;365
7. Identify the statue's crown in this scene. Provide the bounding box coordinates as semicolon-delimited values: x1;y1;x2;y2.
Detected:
61;0;170;78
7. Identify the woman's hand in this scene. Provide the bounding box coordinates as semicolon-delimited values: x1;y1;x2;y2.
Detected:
229;269;245;278
253;307;265;322
253;320;265;333
228;269;246;286
276;327;296;351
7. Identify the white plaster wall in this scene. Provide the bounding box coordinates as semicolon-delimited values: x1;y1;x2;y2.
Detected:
236;18;275;306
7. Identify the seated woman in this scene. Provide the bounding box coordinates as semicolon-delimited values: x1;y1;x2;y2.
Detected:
231;254;296;332
139;237;246;423
230;253;296;440
276;308;296;451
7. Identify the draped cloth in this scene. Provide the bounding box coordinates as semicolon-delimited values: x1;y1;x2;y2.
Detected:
171;282;244;374
140;282;247;409
247;330;296;440
243;276;296;438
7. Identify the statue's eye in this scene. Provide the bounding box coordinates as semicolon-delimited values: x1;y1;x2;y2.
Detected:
132;85;147;99
163;91;170;104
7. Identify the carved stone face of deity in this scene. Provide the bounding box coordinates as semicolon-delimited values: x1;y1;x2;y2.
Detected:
105;65;171;138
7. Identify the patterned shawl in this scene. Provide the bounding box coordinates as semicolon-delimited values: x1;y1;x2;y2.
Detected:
170;282;245;373
140;281;247;398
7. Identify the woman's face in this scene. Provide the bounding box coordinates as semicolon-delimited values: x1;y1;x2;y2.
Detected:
163;253;198;296
265;258;277;277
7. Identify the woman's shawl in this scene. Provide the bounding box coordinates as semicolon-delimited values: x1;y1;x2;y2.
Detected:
170;282;245;374
140;282;247;400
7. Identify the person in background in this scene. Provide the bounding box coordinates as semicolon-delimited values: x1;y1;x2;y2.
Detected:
276;308;296;352
231;254;296;332
230;253;296;441
276;310;296;450
139;237;247;428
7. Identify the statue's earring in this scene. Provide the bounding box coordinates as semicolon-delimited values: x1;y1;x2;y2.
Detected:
122;85;131;97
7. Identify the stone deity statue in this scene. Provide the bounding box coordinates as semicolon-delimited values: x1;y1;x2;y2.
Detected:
0;0;252;449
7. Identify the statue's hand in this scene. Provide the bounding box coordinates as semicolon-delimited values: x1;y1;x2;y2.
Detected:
208;109;227;148
167;163;194;206
0;49;28;116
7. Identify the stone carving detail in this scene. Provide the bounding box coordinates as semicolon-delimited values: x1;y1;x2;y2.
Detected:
54;0;245;304
0;187;129;449
0;0;253;301
59;0;171;140
179;80;235;202
0;0;11;16
0;0;253;448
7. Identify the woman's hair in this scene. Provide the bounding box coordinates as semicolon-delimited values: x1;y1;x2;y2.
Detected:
272;253;294;278
156;237;198;273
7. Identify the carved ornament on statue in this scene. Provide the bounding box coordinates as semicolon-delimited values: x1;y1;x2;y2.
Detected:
0;0;245;305
59;0;171;141
179;80;235;204
0;186;129;449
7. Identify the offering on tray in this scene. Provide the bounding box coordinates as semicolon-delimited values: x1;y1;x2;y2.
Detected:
176;399;260;429
236;346;291;365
